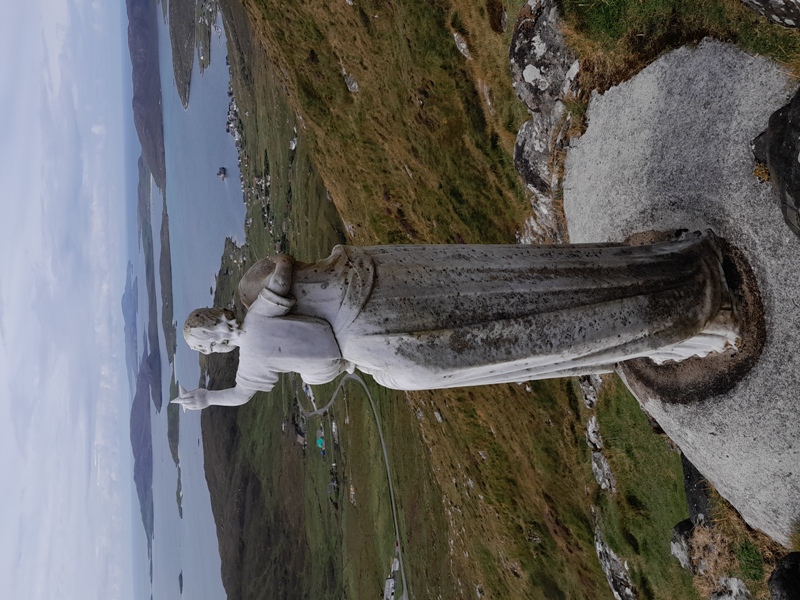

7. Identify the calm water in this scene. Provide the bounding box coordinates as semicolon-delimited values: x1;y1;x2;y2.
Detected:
133;10;244;599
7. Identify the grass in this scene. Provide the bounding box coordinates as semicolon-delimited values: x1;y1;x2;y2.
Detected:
559;0;800;94
237;0;532;245
594;376;701;600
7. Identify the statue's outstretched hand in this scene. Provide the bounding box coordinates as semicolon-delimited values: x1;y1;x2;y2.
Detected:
172;385;211;411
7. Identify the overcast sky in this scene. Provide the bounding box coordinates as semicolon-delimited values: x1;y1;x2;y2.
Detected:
0;0;135;598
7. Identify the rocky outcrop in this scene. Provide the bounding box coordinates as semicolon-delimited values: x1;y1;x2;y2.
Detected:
510;0;579;242
594;522;638;600
740;0;800;27
752;88;800;237
768;552;800;600
592;452;617;493
126;0;167;190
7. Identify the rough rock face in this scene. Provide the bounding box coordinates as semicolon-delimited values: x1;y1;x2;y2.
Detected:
752;88;800;237
591;452;616;493
510;0;577;115
740;0;800;27
510;0;579;242
126;0;167;190
768;552;800;600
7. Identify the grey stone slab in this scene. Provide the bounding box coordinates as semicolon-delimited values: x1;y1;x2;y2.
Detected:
564;39;800;546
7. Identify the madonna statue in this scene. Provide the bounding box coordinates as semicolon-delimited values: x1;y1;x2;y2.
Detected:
174;231;739;410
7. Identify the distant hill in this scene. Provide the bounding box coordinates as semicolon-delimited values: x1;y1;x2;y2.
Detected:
126;0;166;190
121;261;139;397
130;340;156;578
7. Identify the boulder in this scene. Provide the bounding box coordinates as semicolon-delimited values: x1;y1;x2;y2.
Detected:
769;552;800;600
740;0;800;27
752;88;800;237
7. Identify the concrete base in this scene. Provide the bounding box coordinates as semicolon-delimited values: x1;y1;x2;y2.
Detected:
563;39;800;546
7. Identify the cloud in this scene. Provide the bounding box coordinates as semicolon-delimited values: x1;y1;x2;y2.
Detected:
0;0;135;598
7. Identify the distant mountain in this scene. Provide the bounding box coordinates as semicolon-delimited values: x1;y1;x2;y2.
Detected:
159;193;177;364
126;0;166;190
168;0;196;108
130;339;156;577
121;261;139;397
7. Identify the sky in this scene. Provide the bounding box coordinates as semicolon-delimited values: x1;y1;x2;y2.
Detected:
0;0;135;598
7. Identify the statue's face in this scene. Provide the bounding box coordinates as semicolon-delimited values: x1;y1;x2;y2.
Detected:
184;319;238;354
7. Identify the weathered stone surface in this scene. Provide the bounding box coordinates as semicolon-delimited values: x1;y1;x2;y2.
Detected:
752;87;800;237
510;0;579;242
711;577;751;600
740;0;800;27
769;552;800;600
682;453;713;525
510;0;577;114
564;39;800;545
670;519;695;572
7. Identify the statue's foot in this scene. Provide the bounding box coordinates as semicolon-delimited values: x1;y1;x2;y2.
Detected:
618;235;765;404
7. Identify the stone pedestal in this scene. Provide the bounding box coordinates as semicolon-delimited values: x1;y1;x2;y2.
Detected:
564;40;800;545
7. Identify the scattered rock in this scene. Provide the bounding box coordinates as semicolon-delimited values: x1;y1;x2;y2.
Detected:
340;62;359;93
670;518;695;572
682;453;714;525
592;451;617;493
453;32;472;60
594;524;638;600
768;552;800;600
711;577;751;600
752;87;800;237
586;415;603;450
510;0;578;242
740;0;800;27
579;374;603;409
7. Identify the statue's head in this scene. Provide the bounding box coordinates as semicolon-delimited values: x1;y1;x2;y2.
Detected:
183;308;240;354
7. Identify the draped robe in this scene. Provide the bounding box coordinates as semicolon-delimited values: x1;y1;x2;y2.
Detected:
234;232;738;392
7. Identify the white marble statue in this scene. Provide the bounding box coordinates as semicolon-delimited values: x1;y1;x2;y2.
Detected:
173;231;739;410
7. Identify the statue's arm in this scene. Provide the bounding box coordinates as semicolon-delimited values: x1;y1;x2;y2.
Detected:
172;384;256;410
239;254;295;309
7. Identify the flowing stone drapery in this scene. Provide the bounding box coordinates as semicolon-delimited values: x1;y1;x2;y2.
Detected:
233;231;738;392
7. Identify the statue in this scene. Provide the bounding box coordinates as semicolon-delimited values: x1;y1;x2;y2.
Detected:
173;230;739;410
